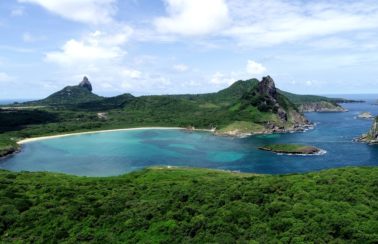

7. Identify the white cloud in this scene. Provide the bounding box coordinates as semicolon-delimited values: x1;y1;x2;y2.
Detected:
45;27;132;65
150;0;378;50
121;68;142;79
173;64;189;72
0;72;14;83
22;32;34;42
155;0;230;36
306;80;313;86
246;60;267;75
210;72;235;85
22;32;46;43
308;37;354;49
11;7;25;16
226;0;378;47
18;0;117;24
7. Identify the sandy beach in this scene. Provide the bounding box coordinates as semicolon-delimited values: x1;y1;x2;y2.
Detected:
17;127;213;144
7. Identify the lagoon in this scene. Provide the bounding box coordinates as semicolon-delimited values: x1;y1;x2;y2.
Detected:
1;100;378;176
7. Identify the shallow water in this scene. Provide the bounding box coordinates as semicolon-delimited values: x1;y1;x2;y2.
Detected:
1;100;378;176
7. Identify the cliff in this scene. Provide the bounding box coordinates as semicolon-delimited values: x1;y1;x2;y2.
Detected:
218;76;311;137
359;118;378;144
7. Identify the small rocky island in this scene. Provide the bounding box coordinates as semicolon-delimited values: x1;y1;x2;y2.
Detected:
259;144;323;155
357;112;374;119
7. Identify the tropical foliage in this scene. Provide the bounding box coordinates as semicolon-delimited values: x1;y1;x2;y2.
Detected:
0;167;377;243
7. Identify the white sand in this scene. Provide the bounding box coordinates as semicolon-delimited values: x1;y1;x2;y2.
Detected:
17;127;213;144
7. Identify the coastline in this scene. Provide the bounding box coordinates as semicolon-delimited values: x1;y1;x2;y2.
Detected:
17;127;214;144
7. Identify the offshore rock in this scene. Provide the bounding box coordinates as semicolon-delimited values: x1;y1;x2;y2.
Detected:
359;118;378;144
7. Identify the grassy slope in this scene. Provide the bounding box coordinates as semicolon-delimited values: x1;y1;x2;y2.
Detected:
217;121;265;134
0;167;377;243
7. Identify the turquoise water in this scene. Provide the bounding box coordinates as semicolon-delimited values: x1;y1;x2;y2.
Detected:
1;101;378;176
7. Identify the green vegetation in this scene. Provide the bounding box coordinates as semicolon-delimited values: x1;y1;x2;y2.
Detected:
279;90;356;105
217;121;265;135
0;136;18;157
0;77;346;156
25;85;102;106
259;144;322;155
0;167;377;243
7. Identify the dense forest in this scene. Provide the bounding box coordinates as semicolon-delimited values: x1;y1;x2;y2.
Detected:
1;167;377;243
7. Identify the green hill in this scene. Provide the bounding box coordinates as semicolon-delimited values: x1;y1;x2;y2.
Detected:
27;85;102;106
280;90;342;104
24;77;102;106
77;93;135;111
0;167;377;243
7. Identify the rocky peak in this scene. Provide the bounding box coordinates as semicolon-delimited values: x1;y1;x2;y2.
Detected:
259;76;277;99
79;76;92;92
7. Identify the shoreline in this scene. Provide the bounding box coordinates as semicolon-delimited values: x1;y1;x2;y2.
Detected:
17;127;214;144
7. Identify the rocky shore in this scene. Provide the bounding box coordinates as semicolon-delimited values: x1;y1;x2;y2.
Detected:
0;145;19;158
359;118;378;144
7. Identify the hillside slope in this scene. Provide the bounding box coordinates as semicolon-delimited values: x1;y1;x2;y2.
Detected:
25;77;102;106
279;91;348;112
0;167;377;243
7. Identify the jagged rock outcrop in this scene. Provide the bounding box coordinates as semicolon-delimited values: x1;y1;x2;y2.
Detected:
257;76;288;121
79;76;93;92
258;76;277;98
218;76;312;137
255;76;309;127
359;118;378;144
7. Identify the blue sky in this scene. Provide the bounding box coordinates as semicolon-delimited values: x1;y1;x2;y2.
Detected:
1;0;378;99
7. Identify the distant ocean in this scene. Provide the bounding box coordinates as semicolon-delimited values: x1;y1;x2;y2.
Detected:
0;99;32;105
326;94;378;102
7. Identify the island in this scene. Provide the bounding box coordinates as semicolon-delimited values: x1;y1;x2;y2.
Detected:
258;144;323;155
357;112;374;119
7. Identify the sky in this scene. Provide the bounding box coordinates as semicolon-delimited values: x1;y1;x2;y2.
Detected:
1;0;378;99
